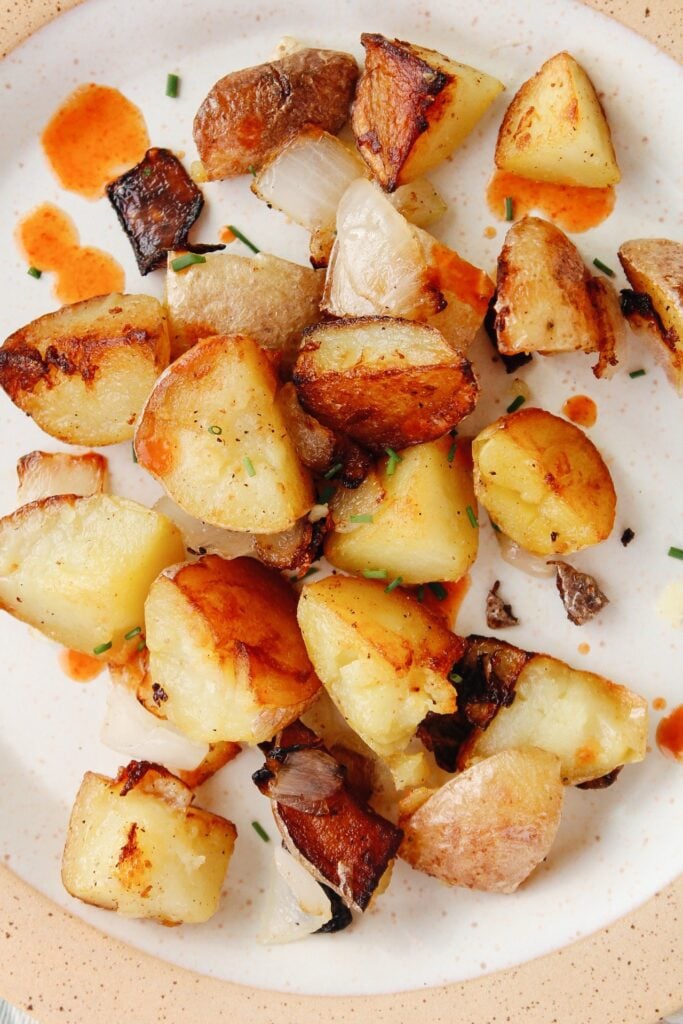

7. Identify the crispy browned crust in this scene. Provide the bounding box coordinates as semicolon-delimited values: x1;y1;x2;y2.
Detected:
177;742;242;789
253;516;326;573
16;448;108;481
352;34;450;191
193;49;359;180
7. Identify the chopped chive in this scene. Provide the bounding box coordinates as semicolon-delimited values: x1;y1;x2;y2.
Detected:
428;582;447;601
668;547;683;560
317;484;335;503
506;394;526;414
136;640;146;652
324;462;343;479
93;641;112;656
350;513;374;523
171;252;207;272
447;440;458;464
504;196;514;221
166;73;180;98
27;266;42;279
228;225;260;253
448;671;463;685
363;569;387;579
416;585;425;603
629;368;647;379
384;576;403;593
251;821;270;842
466;505;478;528
593;257;615;278
208;424;223;435
131;443;138;463
124;626;142;641
248;164;257;177
385;447;403;476
243;456;256;477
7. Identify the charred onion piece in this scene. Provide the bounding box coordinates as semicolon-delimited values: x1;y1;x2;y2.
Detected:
107;148;223;275
484;292;533;374
253;746;345;815
576;766;623;790
550;561;609;625
486;580;519;629
316;883;353;933
619;289;655;320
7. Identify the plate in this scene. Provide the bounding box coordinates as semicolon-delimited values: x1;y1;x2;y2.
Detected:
0;0;682;1020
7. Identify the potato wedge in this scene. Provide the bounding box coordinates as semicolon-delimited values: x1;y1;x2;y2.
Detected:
62;762;236;924
144;555;320;744
352;34;504;190
494;51;620;187
297;575;463;757
325;436;478;584
165;250;324;363
16;449;107;504
618;238;683;393
400;748;563;893
0;494;184;657
134;334;314;534
0;293;170;445
293;317;478;452
193;48;358;180
472;408;616;555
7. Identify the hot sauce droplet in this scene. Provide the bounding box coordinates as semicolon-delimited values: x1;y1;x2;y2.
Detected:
487;170;615;233
656;705;683;763
577;642;591;655
653;697;667;711
563;395;598;428
58;648;105;683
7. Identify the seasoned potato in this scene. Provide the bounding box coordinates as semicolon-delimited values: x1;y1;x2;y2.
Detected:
495;51;620;187
619;238;683;393
62;762;236;924
145;555;320;744
165;250;324;363
193;48;358;180
0;494;184;657
297;575;463;757
352;34;504;190
461;654;648;785
16;450;107;504
0;293;169;445
325;436;478;584
293;317;478;452
134;334;314;534
472;408;616;555
494;217;623;376
400;748;564;893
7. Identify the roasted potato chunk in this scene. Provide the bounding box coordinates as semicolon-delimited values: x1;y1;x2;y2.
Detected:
293;317;478;452
62;762;236;924
134;334;314;534
353;34;503;190
495;51;620;187
297;575;463;757
145;555;320;744
0;293;170;445
400;748;564;893
472;408;616;555
16;449;107;504
193;48;358;180
325;436;478;584
619;238;683;393
0;494;184;657
165;250;324;363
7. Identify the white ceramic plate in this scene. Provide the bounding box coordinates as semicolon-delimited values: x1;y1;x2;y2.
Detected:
0;0;682;999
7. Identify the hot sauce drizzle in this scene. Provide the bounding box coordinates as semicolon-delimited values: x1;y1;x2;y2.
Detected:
58;648;105;683
487;170;615;233
562;395;598;428
656;705;683;763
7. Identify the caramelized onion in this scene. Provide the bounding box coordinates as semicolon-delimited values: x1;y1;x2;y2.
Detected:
496;531;555;578
258;846;332;944
257;747;344;814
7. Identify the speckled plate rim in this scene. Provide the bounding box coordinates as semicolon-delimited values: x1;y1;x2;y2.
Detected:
0;2;681;1022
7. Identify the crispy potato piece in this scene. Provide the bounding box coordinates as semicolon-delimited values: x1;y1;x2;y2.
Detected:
0;494;184;657
495;51;620;187
472;408;616;555
145;555;320;744
618;238;683;393
62;762;236;924
293;317;478;452
297;575;463;757
134;334;314;534
400;748;563;893
16;450;107;504
352;34;504;190
325;436;478;584
0;293;170;445
193;48;358;180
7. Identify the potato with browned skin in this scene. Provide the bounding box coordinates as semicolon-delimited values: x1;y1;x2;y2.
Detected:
16;449;107;504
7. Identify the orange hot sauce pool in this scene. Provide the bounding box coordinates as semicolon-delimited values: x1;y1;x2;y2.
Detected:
487;170;615;233
562;395;598;428
58;648;105;683
656;705;683;763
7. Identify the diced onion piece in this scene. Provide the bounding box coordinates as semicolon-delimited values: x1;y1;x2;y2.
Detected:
328;470;385;533
496;531;555;578
153;496;255;560
388;179;448;228
16;450;107;505
258;845;332;944
263;748;344;813
102;683;209;771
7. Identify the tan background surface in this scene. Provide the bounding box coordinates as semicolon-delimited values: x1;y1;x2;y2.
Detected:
0;1;681;1021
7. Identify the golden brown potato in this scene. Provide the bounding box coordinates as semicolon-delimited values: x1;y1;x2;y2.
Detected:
352;34;504;190
293;317;478;452
134;334;314;534
62;762;236;924
193;48;359;180
0;494;184;657
176;742;242;789
472;407;616;555
165;250;324;364
618;238;683;393
495;51;620;187
0;293;169;445
400;748;564;893
144;554;320;744
16;449;107;504
494;216;623;377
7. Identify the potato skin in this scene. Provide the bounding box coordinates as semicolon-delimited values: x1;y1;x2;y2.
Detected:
193;48;358;180
16;449;107;504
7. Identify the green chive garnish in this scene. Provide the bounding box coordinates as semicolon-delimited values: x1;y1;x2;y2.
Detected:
447;440;458;464
243;456;256;477
132;443;138;463
27;266;42;279
448;671;463;685
166;73;180;98
629;369;647;379
504;196;514;221
171;252;206;272
124;626;142;641
208;424;222;435
228;225;260;253
324;462;343;479
350;514;374;523
317;484;335;503
668;547;683;560
251;821;270;842
428;582;447;601
248;165;257;177
137;640;146;652
363;569;387;579
506;395;526;414
466;505;478;528
384;576;403;593
593;257;615;278
385;447;403;476
416;585;425;603
93;641;112;656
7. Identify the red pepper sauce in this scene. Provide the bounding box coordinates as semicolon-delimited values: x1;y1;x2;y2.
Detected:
487;170;615;233
58;648;105;683
429;241;495;318
562;395;598;428
656;705;683;763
